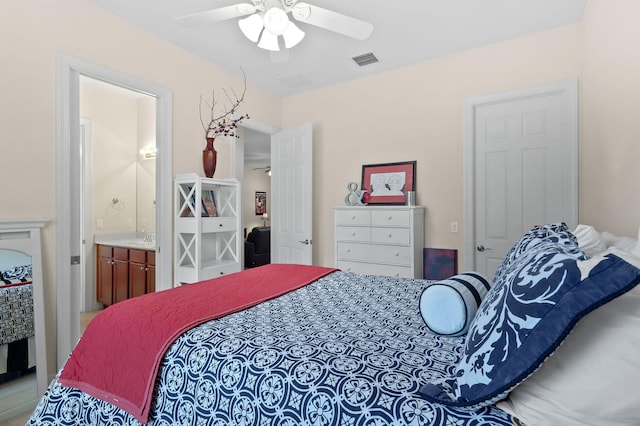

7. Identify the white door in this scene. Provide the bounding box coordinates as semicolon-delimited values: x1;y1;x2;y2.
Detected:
464;80;578;276
271;122;313;264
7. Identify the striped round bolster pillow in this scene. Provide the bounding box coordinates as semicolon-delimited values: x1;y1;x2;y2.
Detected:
420;272;492;336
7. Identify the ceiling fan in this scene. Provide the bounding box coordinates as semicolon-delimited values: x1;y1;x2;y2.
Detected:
175;0;374;52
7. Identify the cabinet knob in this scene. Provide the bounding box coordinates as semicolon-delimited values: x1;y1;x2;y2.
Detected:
346;248;351;253
387;215;393;220
387;233;393;238
140;266;145;270
351;215;356;220
219;223;223;227
394;252;400;257
351;232;357;237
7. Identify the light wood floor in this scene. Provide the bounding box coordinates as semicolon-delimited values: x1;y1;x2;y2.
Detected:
2;309;102;425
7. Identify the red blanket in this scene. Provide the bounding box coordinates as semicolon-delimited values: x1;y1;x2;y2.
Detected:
59;264;337;423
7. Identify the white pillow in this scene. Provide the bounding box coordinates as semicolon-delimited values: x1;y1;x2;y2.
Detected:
497;248;640;426
572;224;606;257
600;231;638;252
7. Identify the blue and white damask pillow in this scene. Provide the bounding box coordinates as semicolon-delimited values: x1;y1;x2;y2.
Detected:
492;223;580;283
418;237;640;409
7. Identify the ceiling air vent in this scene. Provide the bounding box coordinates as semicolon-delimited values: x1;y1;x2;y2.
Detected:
352;52;379;67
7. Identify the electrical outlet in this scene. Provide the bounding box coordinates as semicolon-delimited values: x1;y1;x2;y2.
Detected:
450;221;459;233
96;219;103;229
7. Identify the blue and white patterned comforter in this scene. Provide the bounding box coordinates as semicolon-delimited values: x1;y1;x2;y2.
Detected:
29;271;512;425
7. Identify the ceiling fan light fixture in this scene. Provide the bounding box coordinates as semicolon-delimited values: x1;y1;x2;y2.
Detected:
257;29;280;51
282;21;305;48
238;14;264;42
263;7;290;35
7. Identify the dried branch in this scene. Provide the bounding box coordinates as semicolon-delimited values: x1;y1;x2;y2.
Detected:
200;68;249;139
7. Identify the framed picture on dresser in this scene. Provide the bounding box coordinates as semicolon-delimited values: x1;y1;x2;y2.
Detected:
361;161;416;205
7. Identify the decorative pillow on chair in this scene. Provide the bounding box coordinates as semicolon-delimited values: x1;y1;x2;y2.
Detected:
418;235;640;409
419;272;492;336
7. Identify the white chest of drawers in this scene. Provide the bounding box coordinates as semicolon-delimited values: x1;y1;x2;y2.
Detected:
334;206;425;278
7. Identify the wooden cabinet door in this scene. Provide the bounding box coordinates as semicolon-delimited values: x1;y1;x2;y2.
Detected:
147;265;156;293
96;256;113;306
129;262;147;298
113;259;129;303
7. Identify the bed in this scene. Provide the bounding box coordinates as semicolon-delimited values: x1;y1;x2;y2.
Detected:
0;253;35;383
28;223;640;426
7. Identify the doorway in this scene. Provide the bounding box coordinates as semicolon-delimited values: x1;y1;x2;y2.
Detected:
56;52;173;368
78;76;157;312
463;79;578;276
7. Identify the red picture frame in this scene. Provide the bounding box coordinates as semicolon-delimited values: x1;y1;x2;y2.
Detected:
361;161;416;205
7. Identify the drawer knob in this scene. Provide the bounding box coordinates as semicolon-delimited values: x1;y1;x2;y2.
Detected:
387;215;392;220
387;233;393;238
351;215;356;220
346;248;351;253
351;232;357;236
395;252;400;257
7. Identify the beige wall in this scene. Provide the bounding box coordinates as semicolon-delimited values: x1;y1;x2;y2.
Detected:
580;0;640;237
1;0;280;374
81;81;139;234
137;96;157;233
283;24;583;267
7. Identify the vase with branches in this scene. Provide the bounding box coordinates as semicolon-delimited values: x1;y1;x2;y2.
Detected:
199;70;249;177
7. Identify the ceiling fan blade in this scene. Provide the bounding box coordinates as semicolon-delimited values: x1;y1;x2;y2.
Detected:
175;3;257;26
292;3;373;41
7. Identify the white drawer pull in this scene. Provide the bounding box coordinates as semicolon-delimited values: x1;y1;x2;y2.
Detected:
395;252;400;256
387;233;393;238
351;232;357;237
346;248;351;253
351;215;356;220
387;215;393;220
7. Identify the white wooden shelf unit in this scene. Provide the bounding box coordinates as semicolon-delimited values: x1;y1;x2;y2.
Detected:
174;174;241;285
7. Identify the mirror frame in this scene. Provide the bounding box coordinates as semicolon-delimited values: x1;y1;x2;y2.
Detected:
0;219;48;416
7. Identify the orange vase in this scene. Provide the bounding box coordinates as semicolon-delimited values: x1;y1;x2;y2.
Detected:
203;137;217;178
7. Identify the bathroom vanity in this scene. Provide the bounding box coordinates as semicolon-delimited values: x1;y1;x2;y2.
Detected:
95;238;156;306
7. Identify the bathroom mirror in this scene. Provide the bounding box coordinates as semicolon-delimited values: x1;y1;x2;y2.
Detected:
0;219;47;421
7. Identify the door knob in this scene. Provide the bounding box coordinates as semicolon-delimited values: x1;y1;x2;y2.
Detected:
477;245;491;252
299;239;312;245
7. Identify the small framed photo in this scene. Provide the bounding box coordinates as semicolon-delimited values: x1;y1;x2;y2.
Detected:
255;191;266;215
202;189;218;217
361;161;416;205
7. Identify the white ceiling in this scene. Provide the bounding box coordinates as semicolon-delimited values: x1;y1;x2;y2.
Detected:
87;0;587;98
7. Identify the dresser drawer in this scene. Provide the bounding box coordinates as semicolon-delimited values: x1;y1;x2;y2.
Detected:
337;261;414;278
371;227;410;245
371;210;411;227
335;226;371;242
335;209;371;226
202;217;237;233
336;242;412;266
